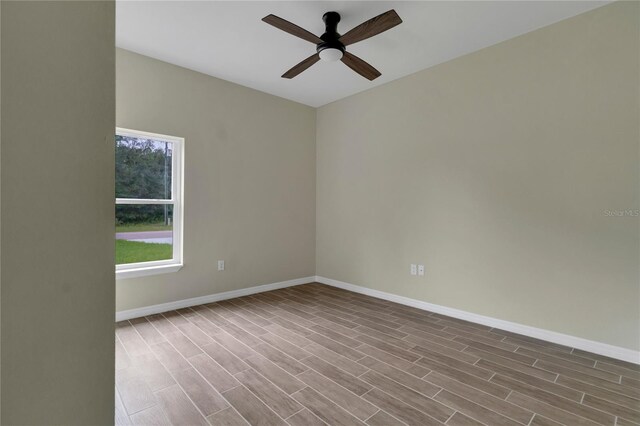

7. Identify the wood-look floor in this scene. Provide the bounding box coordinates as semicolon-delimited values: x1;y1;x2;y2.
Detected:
116;283;640;426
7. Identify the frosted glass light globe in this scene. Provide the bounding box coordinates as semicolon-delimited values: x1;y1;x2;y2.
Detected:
319;48;343;62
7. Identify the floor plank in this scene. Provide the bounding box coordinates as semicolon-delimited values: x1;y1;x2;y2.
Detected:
243;354;306;395
362;387;444;426
129;405;171;425
296;370;379;421
188;353;241;393
206;407;249;426
115;389;132;426
365;410;404;426
116;375;156;415
172;368;229;416
222;385;287;426
303;343;369;377
360;371;454;422
201;341;250;375
150;341;191;372
445;412;484;426
300;355;371;396
285;408;326;426
291;387;366;426
234;368;303;418
506;391;602;426
434;390;519;426
155;385;209;426
127;352;176;392
363;359;440;397
131;317;166;345
491;374;615;425
425;371;533;424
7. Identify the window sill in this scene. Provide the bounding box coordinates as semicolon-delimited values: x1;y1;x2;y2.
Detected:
116;263;183;280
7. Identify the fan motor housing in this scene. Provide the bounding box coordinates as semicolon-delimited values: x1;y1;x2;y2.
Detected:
316;39;345;55
317;11;345;55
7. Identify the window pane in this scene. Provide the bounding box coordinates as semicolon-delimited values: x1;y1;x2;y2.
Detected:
116;134;173;199
116;204;173;265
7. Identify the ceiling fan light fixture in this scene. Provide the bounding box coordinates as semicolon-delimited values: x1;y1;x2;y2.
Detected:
319;47;343;62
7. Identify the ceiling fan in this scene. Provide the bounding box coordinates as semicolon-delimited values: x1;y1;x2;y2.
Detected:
262;10;402;81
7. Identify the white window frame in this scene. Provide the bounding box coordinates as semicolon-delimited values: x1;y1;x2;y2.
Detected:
115;127;184;279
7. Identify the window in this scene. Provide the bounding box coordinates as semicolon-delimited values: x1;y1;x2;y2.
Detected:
115;128;183;279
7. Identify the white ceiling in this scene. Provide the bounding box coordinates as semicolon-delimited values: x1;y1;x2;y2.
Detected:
116;1;609;107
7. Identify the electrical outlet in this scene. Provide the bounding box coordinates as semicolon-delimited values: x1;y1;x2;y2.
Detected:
217;260;225;271
418;265;425;276
410;264;417;275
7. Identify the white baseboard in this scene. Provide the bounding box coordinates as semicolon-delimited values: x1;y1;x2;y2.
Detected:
315;276;640;365
115;276;315;322
116;273;639;364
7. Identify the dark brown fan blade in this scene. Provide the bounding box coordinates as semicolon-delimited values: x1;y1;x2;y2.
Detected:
339;10;402;46
262;14;323;44
282;53;321;79
340;51;381;81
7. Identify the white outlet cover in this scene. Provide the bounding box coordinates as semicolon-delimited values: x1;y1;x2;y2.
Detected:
217;260;225;271
410;264;417;276
418;265;425;276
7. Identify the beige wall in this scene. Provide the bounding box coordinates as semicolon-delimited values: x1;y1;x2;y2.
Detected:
116;49;316;311
316;2;640;351
1;1;115;424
